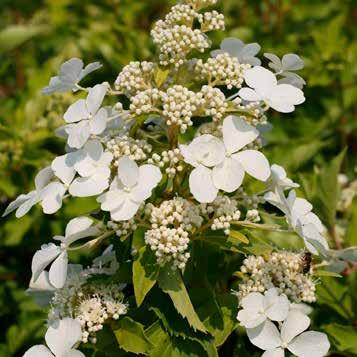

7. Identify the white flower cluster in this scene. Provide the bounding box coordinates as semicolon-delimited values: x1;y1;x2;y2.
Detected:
195;53;248;89
145;197;203;269
76;283;128;343
237;288;330;357
200;196;241;235
46;262;127;344
105;135;152;164
129;88;163;115
114;61;155;96
151;1;222;67
238;251;316;303
108;219;138;238
148;148;184;178
197;10;225;31
200;85;227;122
162;85;202;133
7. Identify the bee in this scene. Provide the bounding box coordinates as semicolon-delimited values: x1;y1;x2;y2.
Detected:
300;252;312;273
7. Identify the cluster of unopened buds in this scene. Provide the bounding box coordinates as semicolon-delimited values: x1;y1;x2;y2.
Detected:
148;149;183;177
238;251;316;303
145;198;203;269
104;135;152;164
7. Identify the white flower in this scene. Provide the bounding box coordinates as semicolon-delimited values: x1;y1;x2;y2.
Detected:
31;217;99;288
180;116;270;203
264;190;328;255
98;156;162;221
211;37;261;66
2;167;66;218
24;318;84;357
237;288;290;328
238;66;305;113
264;53;305;89
269;164;299;191
64;84;108;148
42;58;102;95
27;271;56;306
69;140;113;197
247;311;330;357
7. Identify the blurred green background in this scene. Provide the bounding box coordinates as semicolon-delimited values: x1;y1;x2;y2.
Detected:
0;0;356;356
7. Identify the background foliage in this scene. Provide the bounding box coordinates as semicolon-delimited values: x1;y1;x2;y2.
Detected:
0;0;356;356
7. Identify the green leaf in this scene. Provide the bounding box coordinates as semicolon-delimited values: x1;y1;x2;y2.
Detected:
158;267;207;333
313;270;342;278
346;199;357;246
314;150;346;229
317;277;354;320
154;67;170;87
197;232;245;253
113;317;152;354
133;246;159;306
229;230;249;244
0;25;48;53
132;227;146;251
324;324;357;355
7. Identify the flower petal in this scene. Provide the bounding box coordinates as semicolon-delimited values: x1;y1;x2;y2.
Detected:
247;320;282;350
189;166;218;203
65;121;91;149
35;166;54;190
264;290;290;322
52;153;80;185
66;350;86;357
90;107;107;135
45;318;82;356
281;54;304;71
244;66;277;92
97;189;126;212
190;134;226;167
2;192;36;217
138;164;162;193
40;182;66;214
237;308;266;328
31;243;62;281
262;348;285;357
223;115;259;153
238;87;263;102
69;167;110;197
86;84;107;115
212;157;245;193
49;251;68;289
288;331;330;357
64;99;89;123
23;345;53;357
281;311;310;344
233;150;270;181
110;198;140;221
269;84;305;113
241;292;264;310
79;61;102;81
118;156;139;188
59;58;83;83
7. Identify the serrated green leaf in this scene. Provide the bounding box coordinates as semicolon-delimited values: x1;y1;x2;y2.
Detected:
113;317;152;354
197;233;245;253
133;246;159;306
158;267;206;333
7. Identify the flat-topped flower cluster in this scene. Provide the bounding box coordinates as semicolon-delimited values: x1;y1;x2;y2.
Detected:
5;0;335;356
